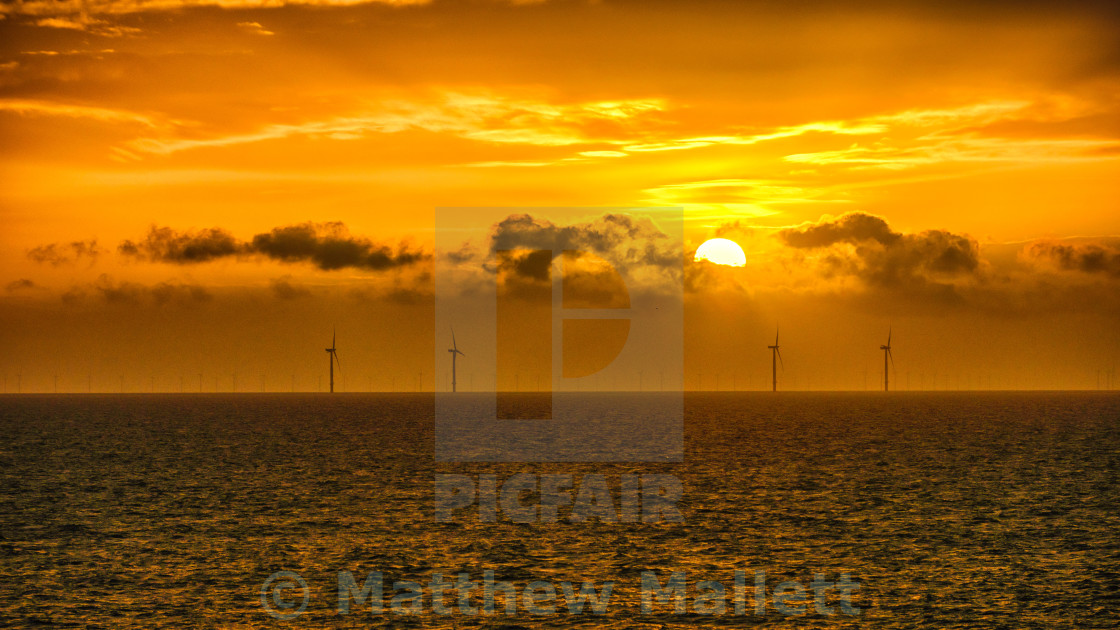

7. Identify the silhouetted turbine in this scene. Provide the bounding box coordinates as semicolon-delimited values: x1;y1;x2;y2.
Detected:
880;328;894;392
767;327;783;392
326;329;341;393
448;327;464;392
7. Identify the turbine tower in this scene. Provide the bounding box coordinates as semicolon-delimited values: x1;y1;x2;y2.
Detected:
326;329;341;393
767;327;783;392
880;328;894;391
448;327;465;392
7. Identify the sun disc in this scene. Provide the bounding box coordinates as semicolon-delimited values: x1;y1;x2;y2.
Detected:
695;238;746;267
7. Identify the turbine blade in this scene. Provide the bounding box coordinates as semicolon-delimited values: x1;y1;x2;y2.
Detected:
334;351;342;373
888;348;894;369
332;328;336;350
451;325;457;351
777;348;784;370
775;326;779;346
887;327;891;346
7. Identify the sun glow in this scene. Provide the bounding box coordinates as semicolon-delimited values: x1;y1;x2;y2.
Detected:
694;238;746;267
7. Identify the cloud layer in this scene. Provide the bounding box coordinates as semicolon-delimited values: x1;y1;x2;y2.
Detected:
489;213;679;273
116;222;427;271
26;240;103;266
1;0;428;20
1024;241;1120;278
61;274;211;305
778;212;981;290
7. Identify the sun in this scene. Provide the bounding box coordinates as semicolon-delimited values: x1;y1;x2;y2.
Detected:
695;238;746;267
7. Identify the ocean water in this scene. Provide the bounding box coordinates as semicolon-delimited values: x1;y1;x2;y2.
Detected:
1;392;1118;628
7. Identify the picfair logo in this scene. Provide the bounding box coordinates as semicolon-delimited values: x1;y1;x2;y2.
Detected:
434;208;683;462
494;248;633;419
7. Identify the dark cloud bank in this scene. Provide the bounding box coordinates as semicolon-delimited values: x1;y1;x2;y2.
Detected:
488;213;680;280
26;240;103;266
1025;241;1120;277
778;212;982;289
116;222;428;271
61;274;211;306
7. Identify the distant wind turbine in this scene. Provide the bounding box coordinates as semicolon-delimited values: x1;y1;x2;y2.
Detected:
448;327;464;392
767;327;783;392
326;329;341;393
880;328;894;391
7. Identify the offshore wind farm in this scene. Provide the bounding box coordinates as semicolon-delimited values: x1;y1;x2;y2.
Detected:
3;324;1118;393
3;1;1120;626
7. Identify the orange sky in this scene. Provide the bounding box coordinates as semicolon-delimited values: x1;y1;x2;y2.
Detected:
1;0;1119;391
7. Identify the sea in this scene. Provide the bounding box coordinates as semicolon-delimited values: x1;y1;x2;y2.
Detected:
1;392;1118;628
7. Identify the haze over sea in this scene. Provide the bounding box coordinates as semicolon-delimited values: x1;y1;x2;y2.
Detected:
2;392;1118;627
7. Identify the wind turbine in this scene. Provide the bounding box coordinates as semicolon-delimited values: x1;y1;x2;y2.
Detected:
326;329;341;393
767;327;783;392
880;328;894;391
448;327;465;392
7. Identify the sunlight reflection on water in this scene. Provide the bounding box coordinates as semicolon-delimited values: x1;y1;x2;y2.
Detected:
1;392;1118;627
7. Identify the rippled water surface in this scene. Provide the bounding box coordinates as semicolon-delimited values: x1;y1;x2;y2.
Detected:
2;392;1119;627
